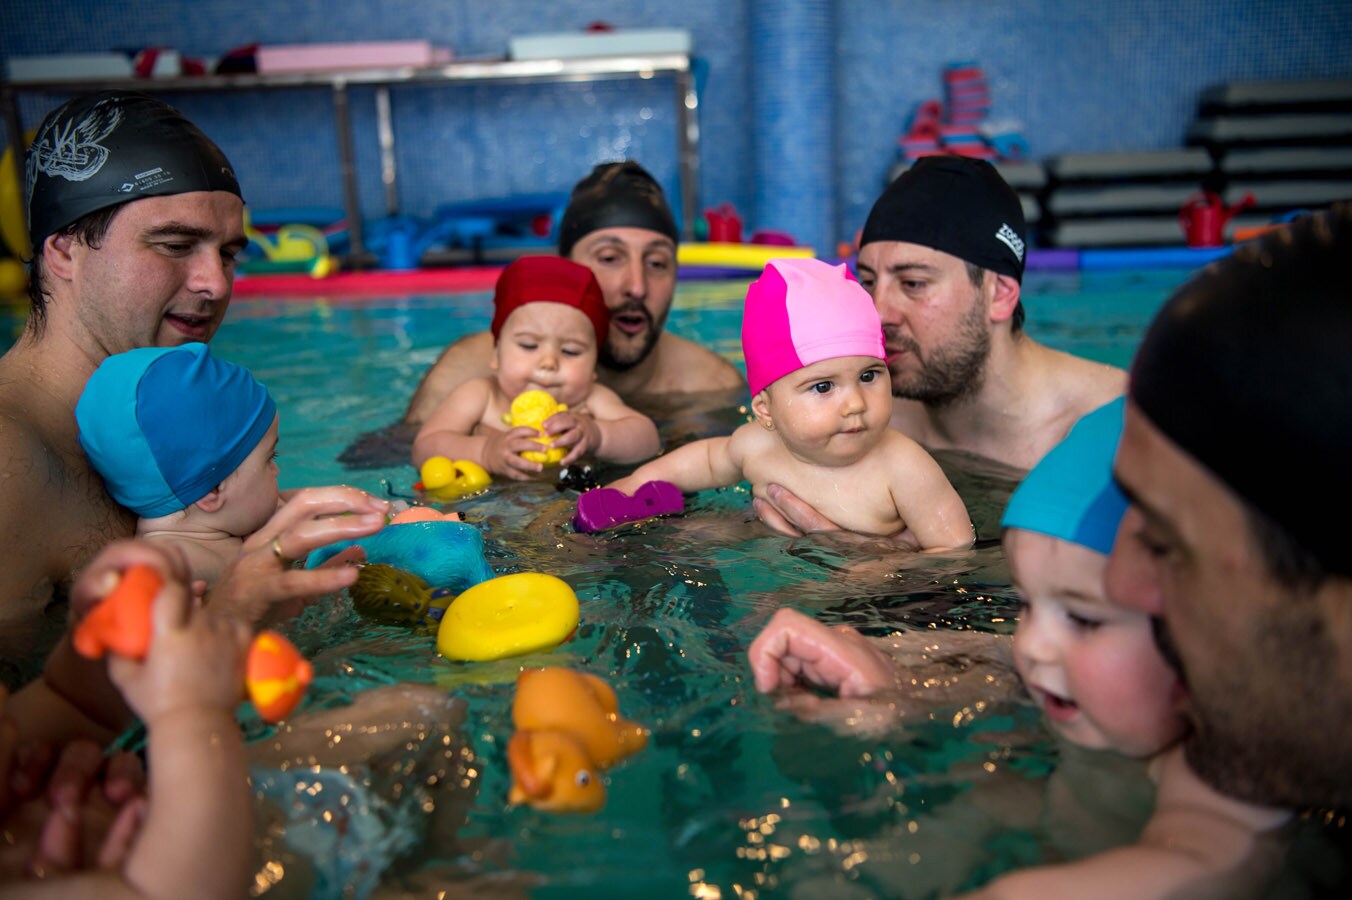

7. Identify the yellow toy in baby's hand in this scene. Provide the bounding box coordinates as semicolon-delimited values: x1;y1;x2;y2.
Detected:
503;389;568;465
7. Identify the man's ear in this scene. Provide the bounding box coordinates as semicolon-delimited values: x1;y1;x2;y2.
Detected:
988;273;1021;325
195;486;225;513
42;232;78;280
751;391;774;430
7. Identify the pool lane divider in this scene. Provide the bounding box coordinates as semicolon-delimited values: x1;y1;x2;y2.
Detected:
232;246;1240;297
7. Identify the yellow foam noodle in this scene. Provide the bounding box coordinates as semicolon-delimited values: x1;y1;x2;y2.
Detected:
677;242;815;270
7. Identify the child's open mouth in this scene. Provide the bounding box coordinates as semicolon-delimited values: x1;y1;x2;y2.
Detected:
1037;688;1079;722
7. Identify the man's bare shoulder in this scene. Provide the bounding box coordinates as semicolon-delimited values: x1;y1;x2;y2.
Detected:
1044;345;1128;409
404;330;497;425
651;333;746;392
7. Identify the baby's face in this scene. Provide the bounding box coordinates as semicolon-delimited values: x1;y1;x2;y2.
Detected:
1006;528;1185;757
492;302;598;407
218;415;282;537
755;356;892;466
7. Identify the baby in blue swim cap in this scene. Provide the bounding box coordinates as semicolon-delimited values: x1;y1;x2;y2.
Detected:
76;343;280;587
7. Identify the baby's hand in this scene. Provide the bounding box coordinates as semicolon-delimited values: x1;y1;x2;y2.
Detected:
107;576;251;726
482;426;547;480
748;608;899;698
544;409;602;465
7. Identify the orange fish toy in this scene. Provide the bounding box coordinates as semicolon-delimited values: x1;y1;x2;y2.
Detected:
73;564;313;723
506;667;647;813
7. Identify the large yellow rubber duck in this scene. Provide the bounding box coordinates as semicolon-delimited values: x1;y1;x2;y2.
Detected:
506;667;647;813
503;389;567;465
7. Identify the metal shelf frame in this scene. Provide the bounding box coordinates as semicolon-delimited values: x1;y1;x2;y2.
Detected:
2;52;701;260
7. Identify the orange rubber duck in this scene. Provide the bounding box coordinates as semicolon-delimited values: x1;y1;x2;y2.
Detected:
506;667;647;813
73;564;313;723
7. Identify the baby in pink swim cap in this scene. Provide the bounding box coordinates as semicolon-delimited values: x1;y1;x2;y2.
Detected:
607;258;972;548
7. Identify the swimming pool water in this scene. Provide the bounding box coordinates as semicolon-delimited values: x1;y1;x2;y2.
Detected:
7;270;1343;897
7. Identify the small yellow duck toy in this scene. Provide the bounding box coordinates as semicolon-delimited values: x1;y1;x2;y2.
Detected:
503;389;568;465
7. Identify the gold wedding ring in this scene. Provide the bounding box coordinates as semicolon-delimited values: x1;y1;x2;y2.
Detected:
271;535;292;566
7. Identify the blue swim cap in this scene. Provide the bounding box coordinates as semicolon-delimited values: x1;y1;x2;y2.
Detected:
1000;397;1128;555
76;343;276;518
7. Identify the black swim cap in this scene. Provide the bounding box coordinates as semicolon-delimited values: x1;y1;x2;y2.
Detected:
558;161;679;257
25;91;241;249
1131;203;1352;575
860;156;1026;282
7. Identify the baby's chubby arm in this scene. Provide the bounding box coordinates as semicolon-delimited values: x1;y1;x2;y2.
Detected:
411;377;543;479
607;425;750;495
6;543;254;899
884;433;974;552
547;384;660;465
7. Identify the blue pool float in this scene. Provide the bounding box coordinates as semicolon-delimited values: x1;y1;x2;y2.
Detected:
306;520;494;594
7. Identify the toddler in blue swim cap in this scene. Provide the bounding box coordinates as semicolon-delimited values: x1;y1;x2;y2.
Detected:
76;342;280;587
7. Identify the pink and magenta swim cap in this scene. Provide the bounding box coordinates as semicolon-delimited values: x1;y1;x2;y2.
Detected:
742;258;886;395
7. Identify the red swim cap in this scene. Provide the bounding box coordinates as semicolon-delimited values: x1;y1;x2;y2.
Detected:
490;256;610;346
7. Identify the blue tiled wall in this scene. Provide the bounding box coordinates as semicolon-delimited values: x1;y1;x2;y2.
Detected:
3;0;1350;255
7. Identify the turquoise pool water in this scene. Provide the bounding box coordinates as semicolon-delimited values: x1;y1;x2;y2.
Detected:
9;268;1341;898
211;269;1168;898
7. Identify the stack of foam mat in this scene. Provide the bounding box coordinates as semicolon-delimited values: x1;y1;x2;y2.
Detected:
1040;78;1352;247
1197;79;1352;220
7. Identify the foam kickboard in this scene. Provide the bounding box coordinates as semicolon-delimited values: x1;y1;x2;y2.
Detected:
1219;146;1352;174
1189;113;1352;145
1047;149;1212;181
8;53;134;81
509;29;691;60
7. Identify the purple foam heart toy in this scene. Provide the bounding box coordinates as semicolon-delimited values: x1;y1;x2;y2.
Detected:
572;481;685;533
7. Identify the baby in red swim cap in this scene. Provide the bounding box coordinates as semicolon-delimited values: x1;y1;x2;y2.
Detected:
412;256;660;480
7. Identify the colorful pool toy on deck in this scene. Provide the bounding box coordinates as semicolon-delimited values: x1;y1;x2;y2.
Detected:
507;667;648;813
436;572;579;662
73;564;313;723
415;456;492;502
504;390;568;465
573;480;684;533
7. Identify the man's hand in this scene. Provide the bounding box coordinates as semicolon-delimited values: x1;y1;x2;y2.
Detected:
211;486;391;624
748;608;899;698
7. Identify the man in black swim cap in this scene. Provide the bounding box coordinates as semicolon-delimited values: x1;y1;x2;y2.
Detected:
1106;202;1352;811
754;156;1125;541
1;92;390;688
403;160;744;427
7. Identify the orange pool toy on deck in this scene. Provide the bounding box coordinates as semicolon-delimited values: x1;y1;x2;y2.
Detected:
246;631;315;722
506;667;647;813
74;564;313;723
72;564;161;660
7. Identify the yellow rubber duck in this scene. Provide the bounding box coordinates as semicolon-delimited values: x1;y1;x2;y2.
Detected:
503;389;567;465
416;456;491;501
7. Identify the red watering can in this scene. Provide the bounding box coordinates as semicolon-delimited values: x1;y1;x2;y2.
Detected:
1179;191;1255;247
704;204;743;243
